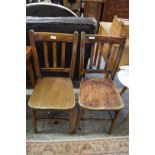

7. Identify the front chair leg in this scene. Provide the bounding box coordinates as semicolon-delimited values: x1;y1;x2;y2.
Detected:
108;110;121;134
68;109;74;134
32;109;37;133
73;106;85;133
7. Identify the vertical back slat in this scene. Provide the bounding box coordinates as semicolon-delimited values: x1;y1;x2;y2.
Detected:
93;43;98;66
89;42;95;69
107;45;117;70
104;43;113;70
97;43;103;69
61;42;66;67
52;42;57;67
43;41;49;67
80;32;85;79
111;37;126;80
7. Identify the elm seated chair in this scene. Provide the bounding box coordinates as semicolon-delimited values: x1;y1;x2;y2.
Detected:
74;32;126;134
28;30;78;134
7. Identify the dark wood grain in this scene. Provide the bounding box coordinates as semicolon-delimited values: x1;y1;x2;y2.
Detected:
102;0;129;22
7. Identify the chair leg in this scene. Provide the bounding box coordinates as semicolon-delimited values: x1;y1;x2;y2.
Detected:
68;109;74;134
123;113;129;122
120;86;128;96
32;109;37;133
108;110;120;134
74;106;85;133
27;62;35;88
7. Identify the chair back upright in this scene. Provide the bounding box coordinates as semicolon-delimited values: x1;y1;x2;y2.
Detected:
80;32;126;80
29;30;78;80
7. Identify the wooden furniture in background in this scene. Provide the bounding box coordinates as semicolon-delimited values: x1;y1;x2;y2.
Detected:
26;46;35;87
83;0;104;23
63;0;81;16
28;30;78;134
98;16;129;66
74;32;126;134
102;0;129;22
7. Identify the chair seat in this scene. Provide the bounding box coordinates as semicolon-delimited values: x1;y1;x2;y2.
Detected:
28;77;75;110
79;78;124;110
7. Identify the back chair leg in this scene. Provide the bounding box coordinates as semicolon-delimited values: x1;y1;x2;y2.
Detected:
120;86;128;96
32;109;37;133
68;109;74;134
123;113;129;122
108;110;121;134
74;106;85;133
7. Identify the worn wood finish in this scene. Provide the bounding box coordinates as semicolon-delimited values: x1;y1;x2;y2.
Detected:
28;30;78;133
75;32;126;134
79;78;124;110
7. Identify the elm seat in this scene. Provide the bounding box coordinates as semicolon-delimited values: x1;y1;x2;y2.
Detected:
28;77;75;110
79;78;124;110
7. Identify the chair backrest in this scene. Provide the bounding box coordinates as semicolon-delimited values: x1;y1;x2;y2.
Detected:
26;17;97;80
80;32;126;80
29;30;78;80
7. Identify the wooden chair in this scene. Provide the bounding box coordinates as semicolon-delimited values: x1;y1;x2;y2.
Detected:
28;30;78;134
74;32;126;134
